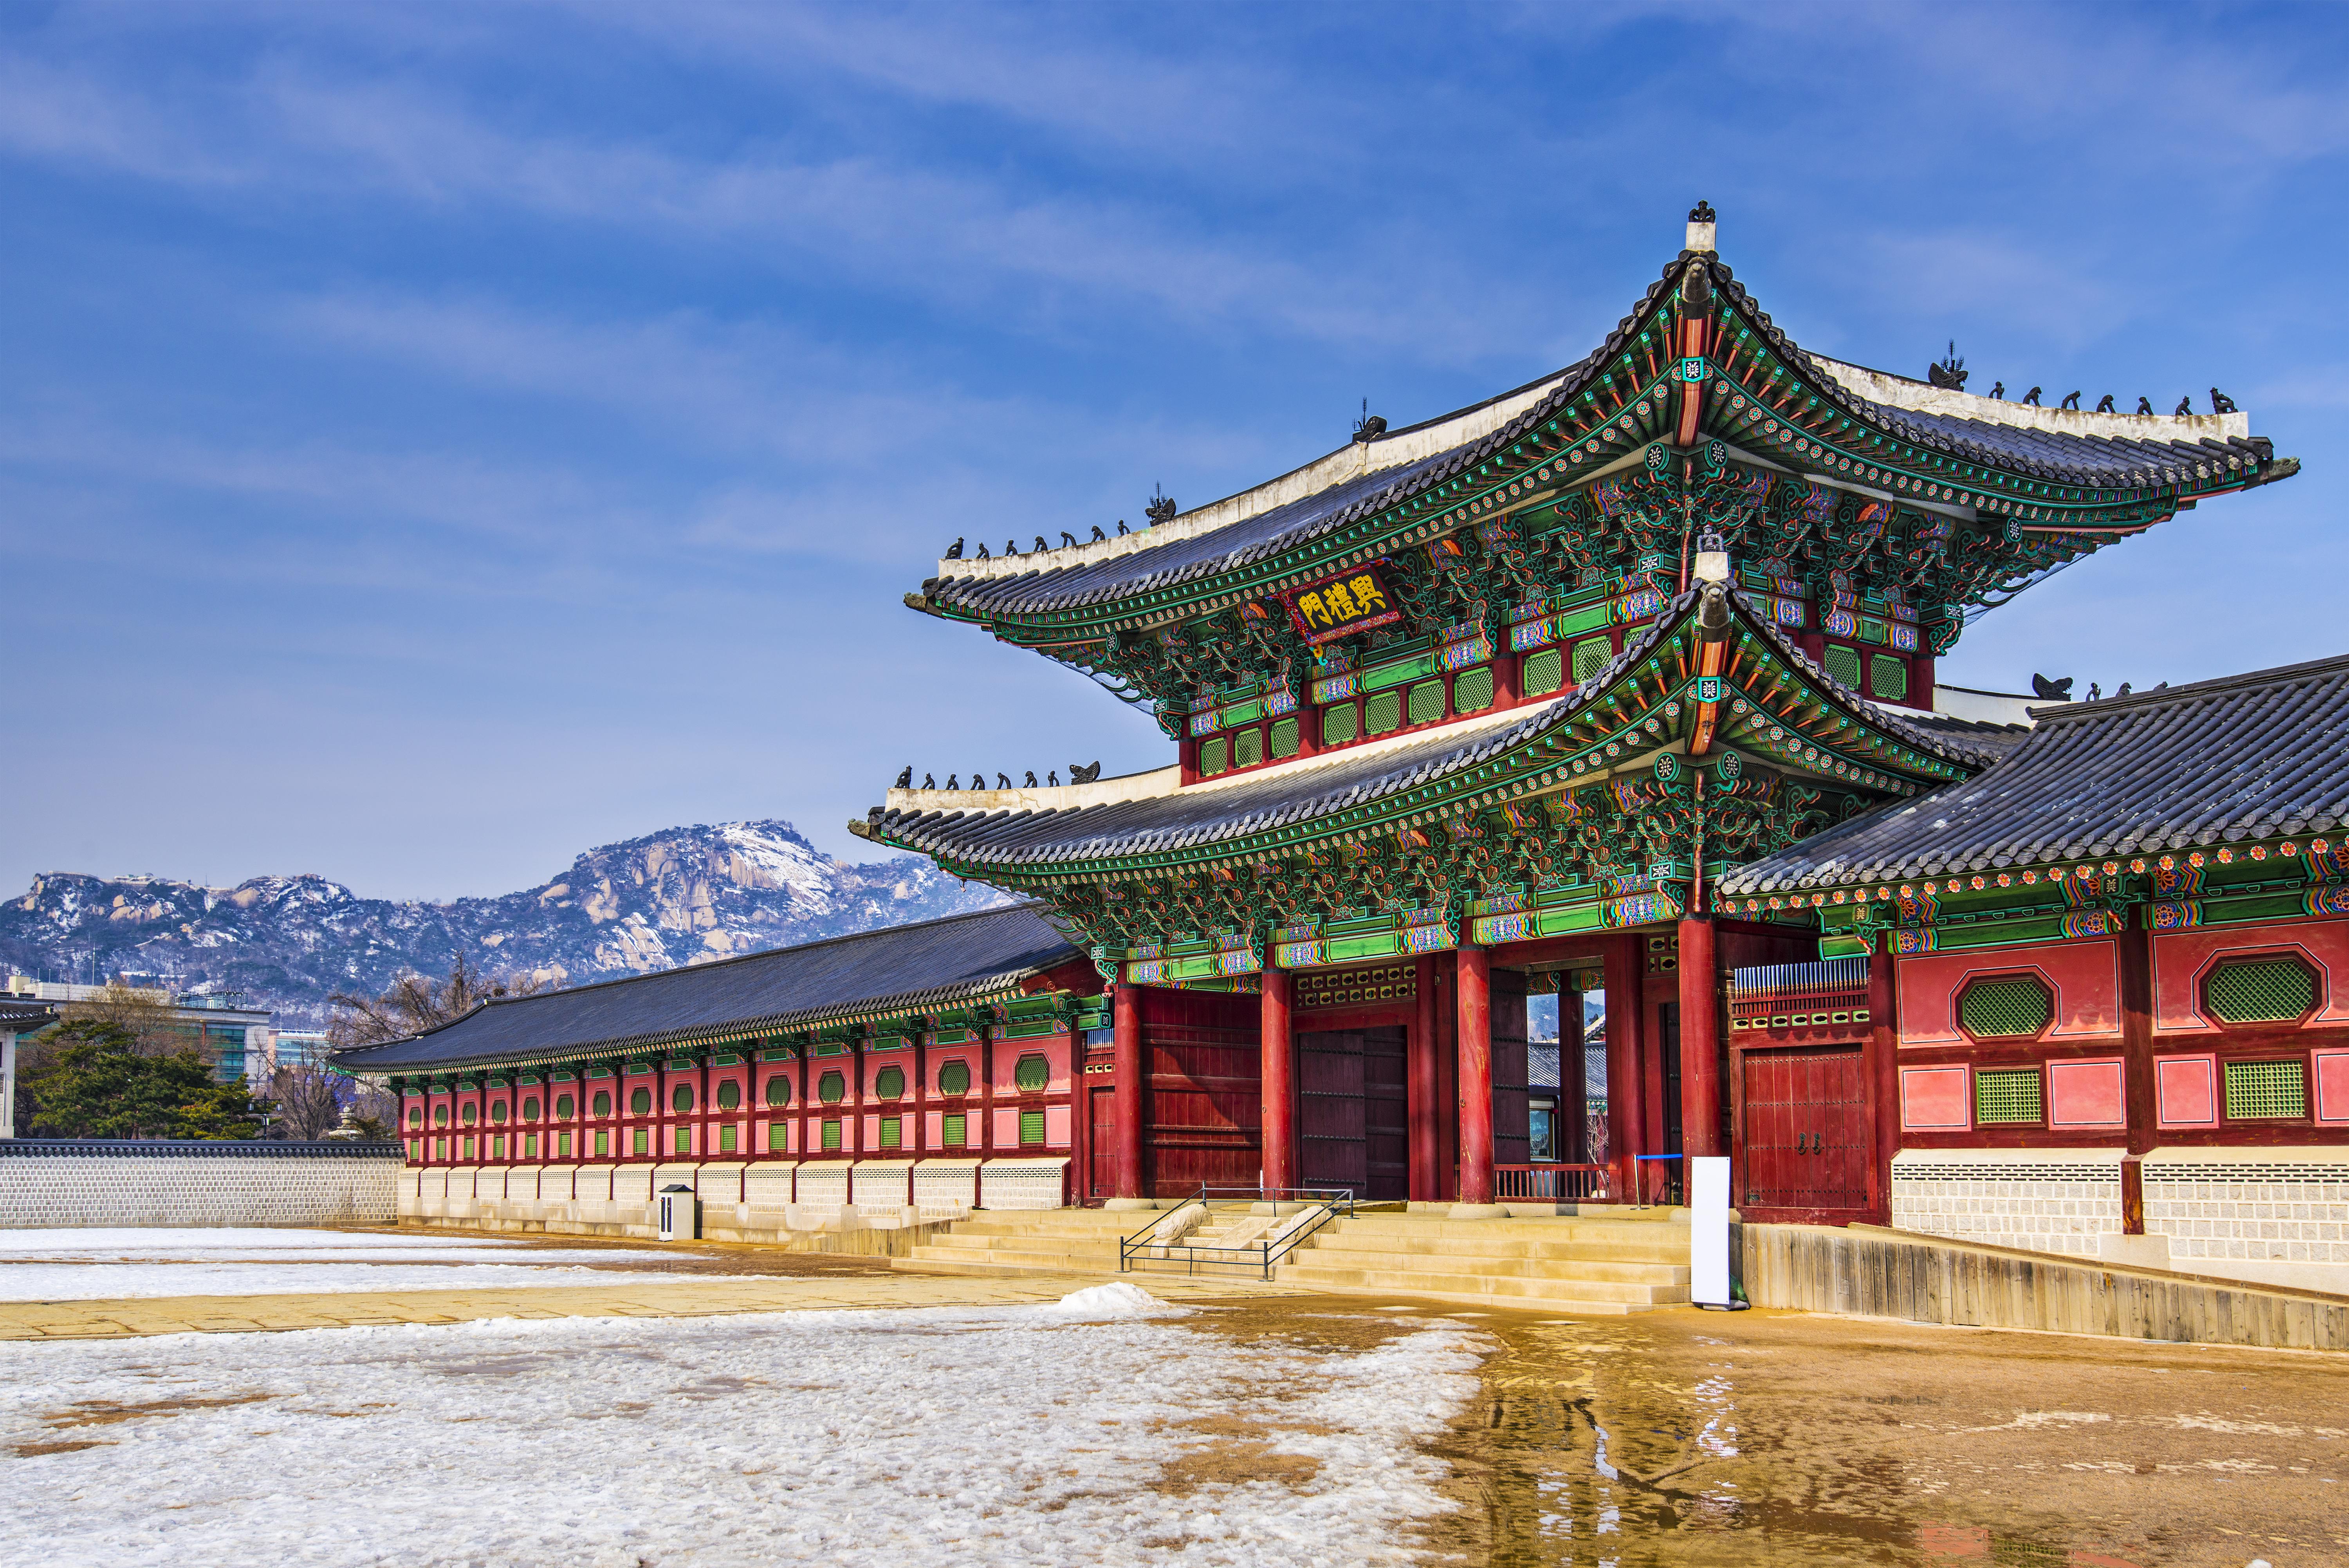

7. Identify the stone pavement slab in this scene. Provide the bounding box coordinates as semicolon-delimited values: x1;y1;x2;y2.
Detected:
0;1268;1308;1340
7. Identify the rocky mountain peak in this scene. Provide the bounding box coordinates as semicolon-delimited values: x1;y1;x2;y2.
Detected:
0;820;1009;1026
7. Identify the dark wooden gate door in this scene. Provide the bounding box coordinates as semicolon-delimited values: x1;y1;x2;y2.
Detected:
1740;1046;1870;1215
1088;1087;1119;1200
1299;1027;1407;1201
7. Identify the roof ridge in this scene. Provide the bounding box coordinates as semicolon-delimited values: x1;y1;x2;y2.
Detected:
391;898;1047;1041
2025;651;2349;723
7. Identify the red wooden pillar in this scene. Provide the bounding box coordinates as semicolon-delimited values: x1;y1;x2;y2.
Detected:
1259;965;1295;1193
1456;944;1494;1206
1560;986;1588;1164
1112;982;1144;1200
1677;916;1722;1157
1410;954;1440;1200
2117;920;2156;1234
1603;934;1649;1200
1436;965;1458;1197
1492;650;1520;710
1867;941;1898;1224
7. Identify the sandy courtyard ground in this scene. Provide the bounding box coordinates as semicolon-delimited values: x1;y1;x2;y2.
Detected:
0;1229;2341;1566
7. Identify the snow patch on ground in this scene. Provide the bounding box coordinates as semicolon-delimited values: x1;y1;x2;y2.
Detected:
0;1303;1485;1566
0;1229;745;1300
1046;1281;1182;1317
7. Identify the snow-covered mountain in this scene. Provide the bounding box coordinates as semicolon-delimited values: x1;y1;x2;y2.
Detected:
0;821;1012;1025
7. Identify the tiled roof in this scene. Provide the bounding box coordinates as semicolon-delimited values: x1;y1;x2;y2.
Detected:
1718;653;2349;894
875;587;2010;872
0;999;59;1032
332;903;1082;1073
916;253;2287;625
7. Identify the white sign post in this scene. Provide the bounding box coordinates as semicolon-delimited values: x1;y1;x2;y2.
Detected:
1689;1155;1732;1307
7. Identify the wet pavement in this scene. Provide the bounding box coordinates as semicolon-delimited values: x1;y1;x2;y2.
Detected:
1386;1301;2348;1568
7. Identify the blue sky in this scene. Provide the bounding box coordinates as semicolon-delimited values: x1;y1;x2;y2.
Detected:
2;1;2343;901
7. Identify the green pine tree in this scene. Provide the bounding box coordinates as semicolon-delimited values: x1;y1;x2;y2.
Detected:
24;1021;269;1139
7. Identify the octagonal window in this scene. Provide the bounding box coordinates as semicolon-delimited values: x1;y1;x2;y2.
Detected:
1958;976;2051;1039
2204;958;2317;1025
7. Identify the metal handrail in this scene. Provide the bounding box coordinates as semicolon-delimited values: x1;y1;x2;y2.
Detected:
1117;1185;1357;1281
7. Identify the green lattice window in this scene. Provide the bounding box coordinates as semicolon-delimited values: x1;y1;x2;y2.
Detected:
464;1135;476;1159
408;1107;424;1128
1523;646;1564;695
1198;736;1229;776
2225;1059;2307;1119
490;1101;508;1123
1823;642;1863;690
821;1119;842;1151
1871;654;1908;702
768;1123;786;1152
874;1066;905;1099
1453;665;1494;713
765;1077;790;1107
630;1087;652;1115
719;1125;737;1153
675;1127;691;1155
1975;1068;2042;1124
2206;959;2317;1024
939;1059;971;1095
1323;702;1359;746
595;1130;610;1157
435;1104;449;1126
942;1112;967;1146
1233;726;1263;769
716;1081;740;1110
521;1097;540;1121
671;1083;695;1113
633;1128;649;1155
460;1103;477;1124
1014;1054;1049;1092
1269;716;1299;759
1406;679;1444;726
557;1093;576;1118
1019;1109;1046;1145
817;1070;846;1104
592;1091;611;1117
879;1116;902;1149
1366;690;1403;735
1960;977;2051;1039
1572;636;1613;684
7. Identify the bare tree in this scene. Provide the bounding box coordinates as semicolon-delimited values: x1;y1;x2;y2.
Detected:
59;980;188;1058
326;952;550;1051
265;1060;346;1139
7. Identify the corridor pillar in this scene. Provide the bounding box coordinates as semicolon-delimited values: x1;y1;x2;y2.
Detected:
1111;981;1145;1202
1455;944;1496;1208
1677;915;1723;1157
1259;965;1296;1193
1603;935;1648;1200
1409;955;1440;1200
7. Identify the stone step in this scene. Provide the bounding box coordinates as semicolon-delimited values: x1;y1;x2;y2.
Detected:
1292;1247;1688;1285
1306;1239;1691;1267
1327;1216;1690;1243
1273;1261;1687;1306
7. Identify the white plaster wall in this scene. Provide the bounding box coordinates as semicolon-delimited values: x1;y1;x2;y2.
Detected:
0;1150;399;1227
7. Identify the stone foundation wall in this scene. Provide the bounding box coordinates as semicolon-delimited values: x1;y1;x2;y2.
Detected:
2143;1147;2349;1295
1889;1147;2125;1258
0;1140;402;1227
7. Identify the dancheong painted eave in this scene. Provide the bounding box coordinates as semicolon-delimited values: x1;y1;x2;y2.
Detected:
857;583;2023;881
330;903;1084;1075
1718;651;2349;896
906;238;2296;641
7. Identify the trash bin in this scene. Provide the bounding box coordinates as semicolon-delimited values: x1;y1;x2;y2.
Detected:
658;1183;698;1242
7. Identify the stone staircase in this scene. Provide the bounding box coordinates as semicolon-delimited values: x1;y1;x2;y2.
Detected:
1271;1210;1691;1314
894;1205;1694;1314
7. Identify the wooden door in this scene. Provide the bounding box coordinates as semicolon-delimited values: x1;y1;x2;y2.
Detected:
1088;1088;1119;1200
1739;1046;1869;1215
1143;989;1260;1197
1299;1027;1408;1201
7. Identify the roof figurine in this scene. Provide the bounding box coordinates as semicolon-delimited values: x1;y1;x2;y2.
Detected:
1928;341;1967;390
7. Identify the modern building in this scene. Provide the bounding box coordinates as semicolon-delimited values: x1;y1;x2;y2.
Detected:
0;978;272;1084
